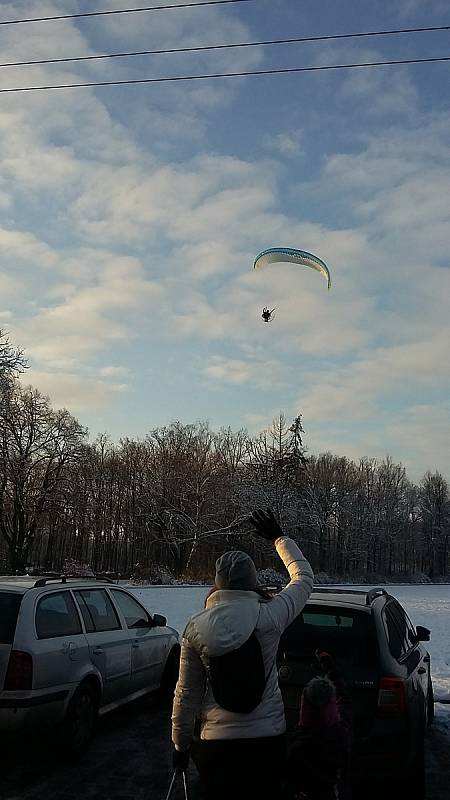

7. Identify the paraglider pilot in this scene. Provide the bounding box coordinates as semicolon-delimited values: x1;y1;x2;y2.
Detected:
262;307;275;323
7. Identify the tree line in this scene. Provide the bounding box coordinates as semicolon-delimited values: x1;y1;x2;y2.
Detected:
1;330;449;581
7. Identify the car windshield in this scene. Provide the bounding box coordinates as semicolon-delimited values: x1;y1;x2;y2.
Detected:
0;592;23;644
279;604;378;675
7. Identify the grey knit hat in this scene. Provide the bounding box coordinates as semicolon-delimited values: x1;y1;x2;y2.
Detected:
215;550;258;591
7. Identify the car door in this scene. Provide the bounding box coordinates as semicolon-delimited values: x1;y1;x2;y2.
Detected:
109;589;169;694
383;601;426;747
73;588;131;706
32;590;90;696
390;601;430;705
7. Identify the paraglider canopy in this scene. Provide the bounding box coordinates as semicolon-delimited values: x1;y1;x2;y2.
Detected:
254;247;331;290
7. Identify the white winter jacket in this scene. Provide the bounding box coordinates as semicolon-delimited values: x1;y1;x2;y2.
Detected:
171;536;314;750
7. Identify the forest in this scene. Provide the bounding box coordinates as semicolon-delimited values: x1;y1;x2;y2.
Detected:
1;330;449;582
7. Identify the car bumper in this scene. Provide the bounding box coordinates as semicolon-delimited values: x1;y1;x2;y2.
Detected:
353;730;415;781
0;689;69;732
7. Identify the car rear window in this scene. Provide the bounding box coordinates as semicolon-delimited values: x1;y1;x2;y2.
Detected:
0;592;23;644
280;605;378;670
36;591;82;639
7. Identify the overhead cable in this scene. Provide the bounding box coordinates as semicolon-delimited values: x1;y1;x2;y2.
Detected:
0;24;449;70
0;0;255;27
0;55;448;93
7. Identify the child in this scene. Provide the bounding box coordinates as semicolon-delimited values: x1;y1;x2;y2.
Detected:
286;651;352;800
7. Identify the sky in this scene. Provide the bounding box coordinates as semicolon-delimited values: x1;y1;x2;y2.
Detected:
0;0;449;481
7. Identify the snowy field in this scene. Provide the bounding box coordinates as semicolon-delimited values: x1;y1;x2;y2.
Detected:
127;582;450;704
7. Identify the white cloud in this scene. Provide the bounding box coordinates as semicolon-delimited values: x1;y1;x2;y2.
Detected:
398;0;449;17
0;228;57;269
0;271;21;298
204;356;285;388
298;331;450;424
99;365;131;379
15;255;162;368
307;402;450;483
264;130;304;157
339;62;418;117
25;370;128;413
383;404;450;480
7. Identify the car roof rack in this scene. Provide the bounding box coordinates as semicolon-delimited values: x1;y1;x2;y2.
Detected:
366;587;388;604
312;587;367;595
311;586;388;605
33;575;115;587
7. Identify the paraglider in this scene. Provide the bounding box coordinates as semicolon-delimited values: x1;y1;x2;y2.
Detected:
261;307;275;323
254;247;331;290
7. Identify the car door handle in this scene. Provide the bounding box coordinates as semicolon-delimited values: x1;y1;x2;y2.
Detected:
132;641;140;648
418;667;427;674
423;655;430;663
92;647;104;656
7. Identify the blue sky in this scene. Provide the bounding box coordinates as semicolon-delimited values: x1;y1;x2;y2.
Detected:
1;0;449;480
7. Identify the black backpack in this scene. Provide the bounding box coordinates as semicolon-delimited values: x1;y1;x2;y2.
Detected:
208;631;268;713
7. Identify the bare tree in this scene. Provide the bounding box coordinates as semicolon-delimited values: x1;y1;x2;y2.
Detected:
0;331;27;394
0;384;86;573
245;414;307;523
2;389;446;583
421;472;450;578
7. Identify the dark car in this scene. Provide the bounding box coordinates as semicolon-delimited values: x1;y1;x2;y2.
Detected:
277;587;433;799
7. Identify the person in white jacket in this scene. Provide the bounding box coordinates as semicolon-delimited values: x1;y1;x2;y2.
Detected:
171;509;314;800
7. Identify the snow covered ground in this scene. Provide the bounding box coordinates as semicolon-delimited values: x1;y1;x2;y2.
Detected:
128;582;449;700
129;582;450;728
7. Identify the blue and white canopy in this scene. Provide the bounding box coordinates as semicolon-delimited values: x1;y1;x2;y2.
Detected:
253;247;331;290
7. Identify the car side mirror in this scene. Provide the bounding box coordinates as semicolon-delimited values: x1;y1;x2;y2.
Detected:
152;613;167;627
415;625;431;642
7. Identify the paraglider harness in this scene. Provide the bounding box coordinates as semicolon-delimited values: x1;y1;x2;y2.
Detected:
262;307;275;323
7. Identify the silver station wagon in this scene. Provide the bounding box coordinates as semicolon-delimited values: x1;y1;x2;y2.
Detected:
0;576;180;754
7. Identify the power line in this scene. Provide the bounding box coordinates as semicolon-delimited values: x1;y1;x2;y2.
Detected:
0;55;448;94
0;24;449;70
0;0;254;27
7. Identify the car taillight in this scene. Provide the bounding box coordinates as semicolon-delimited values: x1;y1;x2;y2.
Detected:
4;650;33;690
377;677;406;717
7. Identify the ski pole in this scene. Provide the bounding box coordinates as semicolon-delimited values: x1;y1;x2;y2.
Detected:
164;769;189;800
164;771;177;800
182;770;189;800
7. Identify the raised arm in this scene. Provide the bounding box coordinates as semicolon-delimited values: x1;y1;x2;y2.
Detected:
250;509;314;632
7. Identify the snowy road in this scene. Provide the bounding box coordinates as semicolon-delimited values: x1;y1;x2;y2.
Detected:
1;694;449;800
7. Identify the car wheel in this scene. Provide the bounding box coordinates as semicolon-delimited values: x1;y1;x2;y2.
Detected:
62;683;99;758
160;646;180;705
427;677;435;727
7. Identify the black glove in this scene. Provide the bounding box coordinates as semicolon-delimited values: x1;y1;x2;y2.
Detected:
172;748;190;772
250;509;283;542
